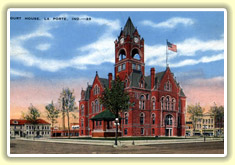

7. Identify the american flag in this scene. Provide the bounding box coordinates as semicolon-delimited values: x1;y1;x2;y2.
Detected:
167;41;177;52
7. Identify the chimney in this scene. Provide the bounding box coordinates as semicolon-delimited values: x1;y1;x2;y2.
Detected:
108;73;112;89
151;68;155;89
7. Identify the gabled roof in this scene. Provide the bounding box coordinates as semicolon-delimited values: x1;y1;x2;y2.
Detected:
144;70;166;89
144;75;151;90
122;17;136;38
10;119;50;125
129;70;143;88
155;71;166;83
85;85;92;101
128;70;167;90
90;110;119;121
99;77;109;88
10;119;27;125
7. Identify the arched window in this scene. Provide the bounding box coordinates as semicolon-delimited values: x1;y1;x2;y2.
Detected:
124;112;128;125
171;98;176;111
152;113;156;125
81;105;84;116
132;49;141;60
164;81;172;91
95;100;99;112
152;128;155;135
119;49;126;61
140;80;144;88
165;96;170;110
100;104;103;111
139;95;145;110
140;112;145;125
165;115;173;125
93;85;99;95
141;128;144;135
92;102;95;113
93;86;96;95
161;97;164;110
152;97;156;110
81;118;84;128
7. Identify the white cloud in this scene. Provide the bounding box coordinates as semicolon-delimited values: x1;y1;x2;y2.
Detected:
177;38;224;56
10;14;120;72
74;37;115;66
11;38;71;72
11;13;224;72
145;37;224;68
16;28;53;42
170;53;224;67
10;69;34;78
36;43;51;51
141;17;194;29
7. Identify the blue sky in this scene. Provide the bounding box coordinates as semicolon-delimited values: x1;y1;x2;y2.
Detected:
10;10;224;85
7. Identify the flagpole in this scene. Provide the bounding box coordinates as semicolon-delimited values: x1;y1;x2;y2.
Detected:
166;39;168;68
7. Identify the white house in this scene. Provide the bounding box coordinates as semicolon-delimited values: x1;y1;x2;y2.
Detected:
10;119;51;138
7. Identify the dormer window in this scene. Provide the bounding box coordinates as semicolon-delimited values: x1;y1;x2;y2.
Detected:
13;121;18;124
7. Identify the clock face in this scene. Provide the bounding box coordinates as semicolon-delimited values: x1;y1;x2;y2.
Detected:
134;37;139;43
120;38;124;44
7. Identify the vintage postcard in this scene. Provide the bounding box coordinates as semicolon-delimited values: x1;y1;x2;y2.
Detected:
7;8;227;157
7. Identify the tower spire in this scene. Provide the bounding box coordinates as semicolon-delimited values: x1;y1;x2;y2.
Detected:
122;17;136;37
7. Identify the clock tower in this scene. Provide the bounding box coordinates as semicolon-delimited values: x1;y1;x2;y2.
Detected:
114;17;145;81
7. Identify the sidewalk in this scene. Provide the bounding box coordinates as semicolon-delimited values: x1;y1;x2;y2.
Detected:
17;137;224;146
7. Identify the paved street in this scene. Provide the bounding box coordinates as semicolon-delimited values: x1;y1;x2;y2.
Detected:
10;139;224;154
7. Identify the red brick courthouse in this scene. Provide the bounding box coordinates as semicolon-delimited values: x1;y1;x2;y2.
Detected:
79;18;186;137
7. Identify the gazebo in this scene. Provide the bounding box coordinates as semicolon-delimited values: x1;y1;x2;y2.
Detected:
90;110;122;137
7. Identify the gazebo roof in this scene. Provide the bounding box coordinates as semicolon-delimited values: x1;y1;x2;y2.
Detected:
91;110;120;121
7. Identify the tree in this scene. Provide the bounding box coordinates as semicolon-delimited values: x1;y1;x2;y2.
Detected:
58;93;66;131
99;77;131;145
59;88;78;138
209;103;224;136
187;103;204;135
23;104;40;139
45;101;60;138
